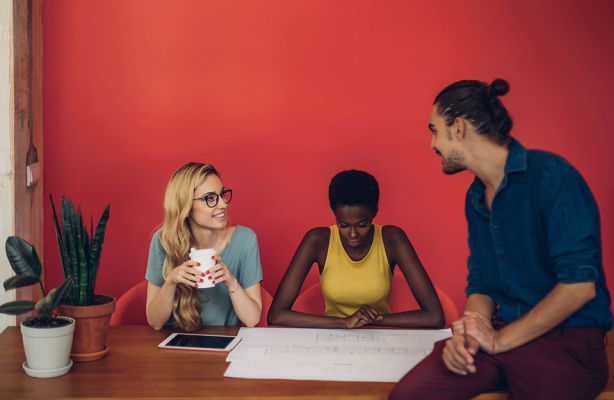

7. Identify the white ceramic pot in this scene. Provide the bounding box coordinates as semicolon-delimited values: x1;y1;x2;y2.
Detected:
20;316;75;378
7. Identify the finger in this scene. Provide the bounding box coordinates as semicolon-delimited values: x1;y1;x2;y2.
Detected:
448;341;472;370
450;335;474;365
443;347;468;375
183;270;202;283
366;305;382;320
467;336;481;355
211;268;225;280
184;260;200;267
444;356;468;375
353;318;368;328
179;273;199;288
356;312;372;324
212;255;222;264
443;357;467;376
360;306;378;320
456;341;475;365
452;320;465;335
357;311;370;322
185;265;205;275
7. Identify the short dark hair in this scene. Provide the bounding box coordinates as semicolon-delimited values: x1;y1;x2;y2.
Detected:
328;170;379;215
434;78;513;145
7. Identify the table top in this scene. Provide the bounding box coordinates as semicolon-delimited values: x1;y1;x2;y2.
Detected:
0;326;612;399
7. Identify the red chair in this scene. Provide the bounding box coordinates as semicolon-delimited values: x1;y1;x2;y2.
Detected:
389;271;460;326
110;280;274;327
110;280;148;326
258;287;273;327
292;271;460;326
292;282;325;315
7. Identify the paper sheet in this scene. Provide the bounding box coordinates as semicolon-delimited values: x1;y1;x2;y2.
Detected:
224;327;451;382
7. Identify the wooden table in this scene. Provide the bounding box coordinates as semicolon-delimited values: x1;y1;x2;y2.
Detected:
0;326;612;399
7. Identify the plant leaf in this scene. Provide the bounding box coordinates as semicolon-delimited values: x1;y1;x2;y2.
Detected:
49;278;72;311
45;288;57;305
89;204;110;301
76;206;89;304
5;236;42;278
34;296;47;310
3;274;39;291
51;194;71;283
34;297;51;318
63;197;80;305
0;300;36;315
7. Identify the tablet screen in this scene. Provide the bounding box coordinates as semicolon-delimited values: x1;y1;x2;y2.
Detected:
165;334;235;349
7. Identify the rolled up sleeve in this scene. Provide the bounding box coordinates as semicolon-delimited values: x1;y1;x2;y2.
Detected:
540;161;601;283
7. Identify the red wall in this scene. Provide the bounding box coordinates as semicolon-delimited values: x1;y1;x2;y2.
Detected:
42;0;614;314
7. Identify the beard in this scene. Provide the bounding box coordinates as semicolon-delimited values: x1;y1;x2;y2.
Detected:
442;148;466;175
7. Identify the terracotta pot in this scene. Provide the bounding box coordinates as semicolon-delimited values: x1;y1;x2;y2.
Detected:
59;295;116;362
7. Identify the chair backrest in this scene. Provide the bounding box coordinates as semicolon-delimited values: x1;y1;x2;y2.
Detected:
257;287;274;327
110;280;148;326
110;280;275;327
292;282;325;315
292;272;460;326
389;271;460;326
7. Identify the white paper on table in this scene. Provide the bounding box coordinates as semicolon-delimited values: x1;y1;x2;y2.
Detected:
224;360;423;382
224;327;451;382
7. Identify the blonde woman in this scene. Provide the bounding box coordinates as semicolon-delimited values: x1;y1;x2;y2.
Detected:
145;162;263;331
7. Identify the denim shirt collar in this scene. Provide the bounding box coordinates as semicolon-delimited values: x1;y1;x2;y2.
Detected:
468;139;527;212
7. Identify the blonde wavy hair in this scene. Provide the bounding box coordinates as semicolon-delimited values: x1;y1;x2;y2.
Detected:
159;162;219;331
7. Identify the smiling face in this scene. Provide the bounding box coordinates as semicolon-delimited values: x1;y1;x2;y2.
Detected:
333;204;374;249
189;174;229;230
429;106;466;175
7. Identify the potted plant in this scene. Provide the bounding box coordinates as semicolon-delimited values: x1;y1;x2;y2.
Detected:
50;195;115;362
0;236;74;378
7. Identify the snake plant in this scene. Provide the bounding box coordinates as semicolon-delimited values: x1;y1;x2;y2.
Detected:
50;195;110;306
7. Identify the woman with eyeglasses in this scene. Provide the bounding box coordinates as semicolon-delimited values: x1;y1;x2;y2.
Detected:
145;162;263;331
268;169;444;329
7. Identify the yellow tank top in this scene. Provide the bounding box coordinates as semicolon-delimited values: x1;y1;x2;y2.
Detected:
320;224;391;318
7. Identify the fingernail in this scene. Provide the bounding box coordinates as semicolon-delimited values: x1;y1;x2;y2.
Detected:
206;271;210;275
197;262;201;266
211;256;215;259
194;283;198;287
200;278;204;282
201;273;205;277
208;276;212;280
212;280;216;284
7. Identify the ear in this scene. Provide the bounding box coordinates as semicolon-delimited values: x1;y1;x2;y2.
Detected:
452;117;467;140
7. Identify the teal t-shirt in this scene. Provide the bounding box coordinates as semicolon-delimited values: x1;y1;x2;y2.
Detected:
145;225;263;326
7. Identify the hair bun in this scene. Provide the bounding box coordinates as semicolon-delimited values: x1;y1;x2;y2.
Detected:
488;79;510;98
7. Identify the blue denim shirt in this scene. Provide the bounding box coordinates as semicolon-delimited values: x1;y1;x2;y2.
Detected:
465;140;612;330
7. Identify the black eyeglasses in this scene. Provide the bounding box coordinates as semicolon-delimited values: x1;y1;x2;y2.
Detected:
194;188;233;208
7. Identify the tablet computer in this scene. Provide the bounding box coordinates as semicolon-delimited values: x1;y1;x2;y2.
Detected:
158;333;241;352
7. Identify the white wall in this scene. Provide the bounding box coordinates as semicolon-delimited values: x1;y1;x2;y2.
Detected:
0;0;15;333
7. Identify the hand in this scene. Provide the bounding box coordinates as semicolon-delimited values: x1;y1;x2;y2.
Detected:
210;256;238;289
343;305;383;329
167;260;204;288
442;332;479;375
462;311;498;354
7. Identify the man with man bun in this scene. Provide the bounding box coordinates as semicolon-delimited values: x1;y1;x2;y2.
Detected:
390;79;612;399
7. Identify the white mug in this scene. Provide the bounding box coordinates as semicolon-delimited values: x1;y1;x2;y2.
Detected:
189;248;216;288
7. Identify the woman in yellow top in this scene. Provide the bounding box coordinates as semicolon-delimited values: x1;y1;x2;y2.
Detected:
268;170;444;329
